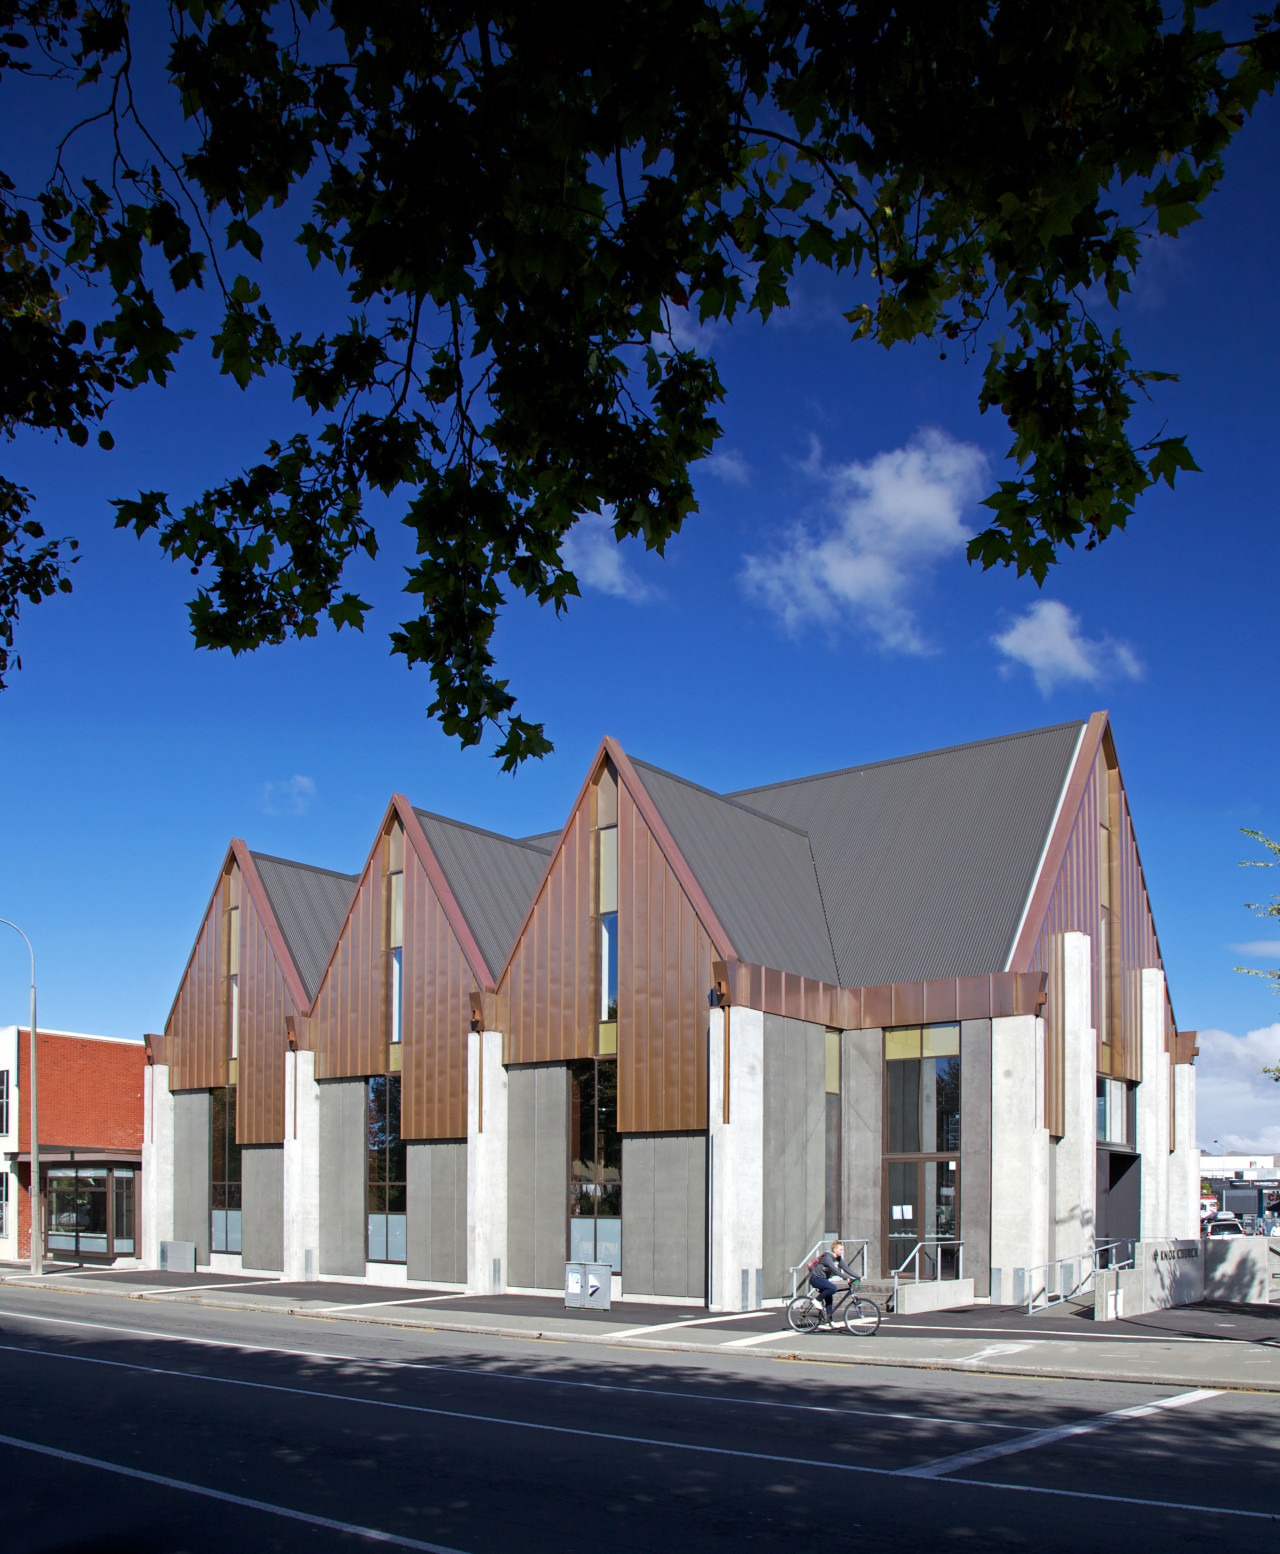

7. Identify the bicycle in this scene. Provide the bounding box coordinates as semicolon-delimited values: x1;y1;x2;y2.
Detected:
786;1278;881;1336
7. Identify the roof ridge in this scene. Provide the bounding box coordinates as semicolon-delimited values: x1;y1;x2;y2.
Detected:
412;806;554;855
727;718;1088;798
249;850;359;882
629;755;814;840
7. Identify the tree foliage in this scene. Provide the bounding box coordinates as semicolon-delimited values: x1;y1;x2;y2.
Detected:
2;1;1278;762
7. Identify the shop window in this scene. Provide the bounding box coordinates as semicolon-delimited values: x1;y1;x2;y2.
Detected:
46;1165;136;1260
368;1074;406;1262
569;1059;621;1270
211;1086;242;1252
0;1068;8;1136
0;1170;8;1237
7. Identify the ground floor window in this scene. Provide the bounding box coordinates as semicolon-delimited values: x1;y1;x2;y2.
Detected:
368;1074;406;1263
884;1158;960;1278
47;1165;136;1258
569;1058;621;1270
0;1169;8;1237
211;1086;242;1253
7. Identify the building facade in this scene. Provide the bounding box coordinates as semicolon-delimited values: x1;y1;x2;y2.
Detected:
143;714;1200;1303
0;1026;146;1264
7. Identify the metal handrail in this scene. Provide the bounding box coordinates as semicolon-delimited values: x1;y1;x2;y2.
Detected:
890;1239;965;1311
788;1238;869;1300
1016;1239;1135;1314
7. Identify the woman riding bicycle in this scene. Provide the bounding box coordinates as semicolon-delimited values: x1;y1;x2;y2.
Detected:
809;1239;857;1325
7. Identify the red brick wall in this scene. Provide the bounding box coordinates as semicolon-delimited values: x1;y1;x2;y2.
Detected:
17;1030;145;1151
11;1030;145;1260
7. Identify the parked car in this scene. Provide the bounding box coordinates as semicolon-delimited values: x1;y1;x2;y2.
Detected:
1206;1217;1245;1238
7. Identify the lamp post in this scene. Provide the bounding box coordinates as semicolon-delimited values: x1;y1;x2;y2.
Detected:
0;919;40;1275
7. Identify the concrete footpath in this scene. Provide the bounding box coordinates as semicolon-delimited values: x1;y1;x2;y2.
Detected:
4;1262;1280;1393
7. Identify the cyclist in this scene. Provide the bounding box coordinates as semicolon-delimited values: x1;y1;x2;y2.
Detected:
809;1239;857;1325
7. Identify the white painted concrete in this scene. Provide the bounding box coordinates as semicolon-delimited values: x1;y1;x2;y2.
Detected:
0;1025;20;1261
707;1005;765;1312
1053;932;1096;1265
1168;1061;1200;1240
141;1063;175;1269
1136;968;1171;1239
1203;1236;1270;1303
896;1278;976;1314
282;1050;321;1282
466;1030;508;1295
989;1013;1049;1298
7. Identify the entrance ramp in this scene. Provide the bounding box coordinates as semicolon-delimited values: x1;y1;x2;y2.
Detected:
895;1278;975;1314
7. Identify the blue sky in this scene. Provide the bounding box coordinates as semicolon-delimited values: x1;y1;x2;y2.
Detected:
1;36;1278;1151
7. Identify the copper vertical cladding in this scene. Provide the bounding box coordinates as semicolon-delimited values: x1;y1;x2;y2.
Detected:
235;874;296;1144
399;823;479;1140
616;774;716;1133
307;835;388;1082
497;794;596;1065
1012;716;1178;1134
166;872;228;1093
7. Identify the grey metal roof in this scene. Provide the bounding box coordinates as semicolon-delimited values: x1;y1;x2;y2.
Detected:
727;720;1085;985
520;829;563;851
413;810;552;982
628;759;840;984
250;852;359;1003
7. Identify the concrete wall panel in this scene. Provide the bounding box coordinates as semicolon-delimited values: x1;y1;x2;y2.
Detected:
841;1028;883;1277
622;1132;706;1299
763;1015;825;1299
319;1078;367;1276
507;1064;568;1290
960;1019;992;1297
408;1139;467;1285
240;1145;284;1272
172;1090;211;1264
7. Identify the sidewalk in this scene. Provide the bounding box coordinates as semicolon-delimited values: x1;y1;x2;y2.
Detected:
4;1263;1280;1392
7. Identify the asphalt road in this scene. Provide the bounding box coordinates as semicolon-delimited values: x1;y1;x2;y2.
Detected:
0;1286;1275;1554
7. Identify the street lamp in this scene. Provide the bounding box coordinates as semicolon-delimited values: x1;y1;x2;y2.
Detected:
0;919;40;1275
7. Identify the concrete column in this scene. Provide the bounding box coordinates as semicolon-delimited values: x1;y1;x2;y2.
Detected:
959;1020;992;1298
841;1027;883;1278
283;1049;321;1282
1167;1061;1199;1240
990;1014;1050;1294
1136;968;1172;1239
1052;932;1096;1265
141;1063;175;1268
707;1005;764;1310
466;1030;508;1295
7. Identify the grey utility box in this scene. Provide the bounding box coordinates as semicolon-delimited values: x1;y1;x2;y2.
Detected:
565;1261;612;1310
160;1240;196;1273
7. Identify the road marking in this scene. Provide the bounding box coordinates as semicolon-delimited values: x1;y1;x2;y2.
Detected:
148;1279;292;1298
609;1310;772;1339
0;1345;1271;1523
0;1431;466;1551
883;1322;1240;1345
0;1331;1028;1431
952;1343;1035;1365
720;1328;803;1348
899;1388;1224;1478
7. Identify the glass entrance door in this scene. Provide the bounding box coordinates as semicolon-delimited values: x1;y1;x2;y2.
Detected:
883;1159;961;1277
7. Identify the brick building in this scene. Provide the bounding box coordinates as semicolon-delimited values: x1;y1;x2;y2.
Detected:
0;1026;146;1264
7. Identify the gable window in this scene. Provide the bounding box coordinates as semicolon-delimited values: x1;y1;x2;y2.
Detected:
596;764;618;1056
226;865;240;1078
368;1074;406;1262
211;1086;242;1253
387;823;404;1053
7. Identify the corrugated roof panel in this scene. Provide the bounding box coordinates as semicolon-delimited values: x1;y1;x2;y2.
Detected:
250;853;359;1003
412;810;551;981
728;720;1084;986
628;759;839;984
520;829;563;851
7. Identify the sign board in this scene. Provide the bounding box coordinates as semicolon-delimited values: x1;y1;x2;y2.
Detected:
1142;1239;1204;1309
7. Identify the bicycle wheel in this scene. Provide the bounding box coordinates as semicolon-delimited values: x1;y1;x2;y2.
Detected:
843;1296;881;1336
786;1293;825;1333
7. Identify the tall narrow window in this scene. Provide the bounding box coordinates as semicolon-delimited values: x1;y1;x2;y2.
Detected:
389;867;404;1046
569;1059;621;1270
226;866;241;1070
596;767;619;1056
883;1025;961;1278
211;1087;242;1253
0;1069;9;1136
368;1074;406;1262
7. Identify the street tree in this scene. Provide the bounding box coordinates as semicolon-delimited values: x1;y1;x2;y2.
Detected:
3;1;1278;763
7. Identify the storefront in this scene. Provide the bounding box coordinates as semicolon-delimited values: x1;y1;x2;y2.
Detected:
22;1151;141;1263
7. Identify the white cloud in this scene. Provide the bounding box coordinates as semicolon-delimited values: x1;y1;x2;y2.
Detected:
1235;941;1280;958
561;511;652;602
740;427;986;653
703;449;750;486
1196;1023;1280;1152
992;599;1144;696
262;774;316;817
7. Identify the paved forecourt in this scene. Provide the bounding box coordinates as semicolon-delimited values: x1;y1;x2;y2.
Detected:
0;1284;1275;1553
3;1261;1280;1393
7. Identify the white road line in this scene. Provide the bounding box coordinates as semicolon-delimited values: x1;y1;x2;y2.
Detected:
720;1328;798;1348
0;1330;1028;1430
0;1344;1271;1523
148;1279;291;1298
884;1322;1240;1346
899;1388;1224;1478
609;1310;770;1339
0;1430;466;1551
